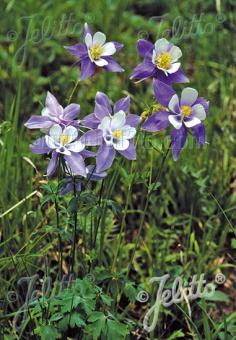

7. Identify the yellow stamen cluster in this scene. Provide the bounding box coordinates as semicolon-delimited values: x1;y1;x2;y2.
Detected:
90;44;103;60
182;105;191;117
112;129;123;139
60;134;70;146
157;52;171;70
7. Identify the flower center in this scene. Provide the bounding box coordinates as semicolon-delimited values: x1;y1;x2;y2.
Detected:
60;134;70;146
90;44;103;60
157;52;171;70
112;129;123;139
182;105;192;117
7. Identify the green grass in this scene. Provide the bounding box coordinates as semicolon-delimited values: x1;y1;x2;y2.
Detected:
0;0;236;339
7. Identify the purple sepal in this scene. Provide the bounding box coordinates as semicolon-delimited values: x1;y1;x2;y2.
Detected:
192;123;206;146
126;114;141;128
64;153;87;177
114;96;130;113
171;126;187;161
142;111;170;132
47;151;58;177
96;142;116;172
118;141;136;160
31;137;51;154
153;79;176;107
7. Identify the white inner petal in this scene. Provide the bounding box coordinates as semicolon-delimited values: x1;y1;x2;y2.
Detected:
93;32;106;46
168;114;183;130
101;42;116;56
49;124;62;142
111;111;126;130
85;33;93;48
181;88;198;106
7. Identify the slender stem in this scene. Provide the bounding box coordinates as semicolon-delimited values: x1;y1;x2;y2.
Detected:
71;176;78;274
68;79;80;104
111;159;135;272
126;141;171;277
55;199;62;280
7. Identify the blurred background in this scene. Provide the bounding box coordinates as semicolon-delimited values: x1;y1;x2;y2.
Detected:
0;0;236;338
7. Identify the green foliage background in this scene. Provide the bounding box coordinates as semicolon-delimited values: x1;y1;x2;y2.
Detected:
0;0;236;339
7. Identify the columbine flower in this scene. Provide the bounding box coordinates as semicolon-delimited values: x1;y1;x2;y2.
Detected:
142;80;209;160
80;92;141;172
25;92;80;130
130;38;189;85
64;23;124;80
31;124;87;177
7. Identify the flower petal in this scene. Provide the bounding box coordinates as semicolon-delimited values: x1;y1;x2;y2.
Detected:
24;116;53;129
169;46;182;62
121;125;136;139
102;56;124;72
167;62;181;74
142;111;170;132
191;104;206;121
126;114;141;128
168;94;180;114
81;113;100;129
67;141;85;152
93;58;108;67
30;137;51;154
47;152;58;177
113;138;129;151
80;129;103;146
98;116;111;131
192;123;206;146
45;135;58;149
95;91;112;114
64;153;87;177
64;44;88;59
63;104;80;120
80;58;96;80
96;143;116;172
137;39;154;58
168;114;183;129
101;42;116;56
85;33;93;48
171;125;187;161
63;126;78;143
114;96;130;113
154;38;169;53
130;60;155;81
111;111;126;130
118;141;136;160
153;79;176;107
93;32;106;46
49;124;62;142
184;116;201;128
181;87;198;106
46;92;63;116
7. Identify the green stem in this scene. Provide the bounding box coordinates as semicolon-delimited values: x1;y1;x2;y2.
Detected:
68;79;80;104
71;176;78;274
126;142;171;278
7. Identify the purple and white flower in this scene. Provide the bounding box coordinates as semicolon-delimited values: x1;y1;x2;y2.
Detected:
80;92;141;172
130;38;189;85
25;92;80;130
45;124;84;156
30;124;87;177
142;80;209;160
64;23;124;80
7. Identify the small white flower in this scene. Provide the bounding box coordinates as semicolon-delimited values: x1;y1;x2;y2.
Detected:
45;124;85;155
85;31;116;67
152;38;182;76
98;111;136;151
